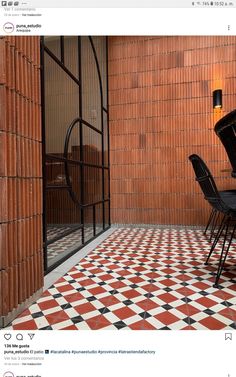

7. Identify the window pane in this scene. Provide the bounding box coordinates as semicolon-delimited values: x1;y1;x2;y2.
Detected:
104;169;109;199
81;37;102;131
96;203;103;234
92;36;107;107
103;110;108;165
84;166;102;205
44;52;80;155
44;36;61;60
64;36;79;78
83;127;102;165
84;208;94;242
105;201;110;228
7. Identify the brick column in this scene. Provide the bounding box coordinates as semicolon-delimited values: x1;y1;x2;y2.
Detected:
0;36;43;328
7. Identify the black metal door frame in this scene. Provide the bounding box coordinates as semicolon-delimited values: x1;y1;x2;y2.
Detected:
40;36;110;274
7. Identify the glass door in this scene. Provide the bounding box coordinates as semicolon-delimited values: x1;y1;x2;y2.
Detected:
41;36;110;273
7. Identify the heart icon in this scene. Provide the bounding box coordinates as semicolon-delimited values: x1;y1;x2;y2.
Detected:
4;333;12;340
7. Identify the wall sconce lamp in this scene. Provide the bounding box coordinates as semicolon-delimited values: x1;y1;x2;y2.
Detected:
213;89;222;109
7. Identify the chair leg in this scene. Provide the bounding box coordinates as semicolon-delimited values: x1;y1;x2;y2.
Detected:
204;208;216;235
205;214;226;265
210;211;220;242
214;221;236;288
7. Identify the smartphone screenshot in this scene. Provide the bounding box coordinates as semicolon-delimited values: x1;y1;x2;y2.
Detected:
0;2;235;376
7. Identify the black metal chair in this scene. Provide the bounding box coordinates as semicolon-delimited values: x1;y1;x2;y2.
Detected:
189;154;236;287
205;188;236;239
209;109;236;240
214;109;236;178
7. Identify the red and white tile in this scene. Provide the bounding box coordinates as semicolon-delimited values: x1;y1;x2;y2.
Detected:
9;227;236;330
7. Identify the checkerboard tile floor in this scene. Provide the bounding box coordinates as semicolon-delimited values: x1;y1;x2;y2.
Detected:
10;228;236;330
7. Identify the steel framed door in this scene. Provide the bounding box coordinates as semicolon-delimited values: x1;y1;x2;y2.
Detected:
41;36;110;273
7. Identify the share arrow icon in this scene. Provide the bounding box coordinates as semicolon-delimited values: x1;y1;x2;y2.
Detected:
28;333;35;340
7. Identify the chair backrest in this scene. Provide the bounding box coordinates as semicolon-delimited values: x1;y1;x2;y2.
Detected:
189;154;228;213
214;109;236;178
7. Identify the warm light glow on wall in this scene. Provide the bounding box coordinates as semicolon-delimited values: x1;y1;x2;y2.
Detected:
213;89;222;109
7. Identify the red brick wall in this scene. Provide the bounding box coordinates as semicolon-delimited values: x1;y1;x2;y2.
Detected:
0;36;43;326
108;36;236;225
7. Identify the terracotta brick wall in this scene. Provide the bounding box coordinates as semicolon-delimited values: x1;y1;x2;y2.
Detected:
0;36;43;327
108;36;236;225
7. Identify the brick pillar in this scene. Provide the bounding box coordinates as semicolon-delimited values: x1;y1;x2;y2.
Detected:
0;36;43;328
